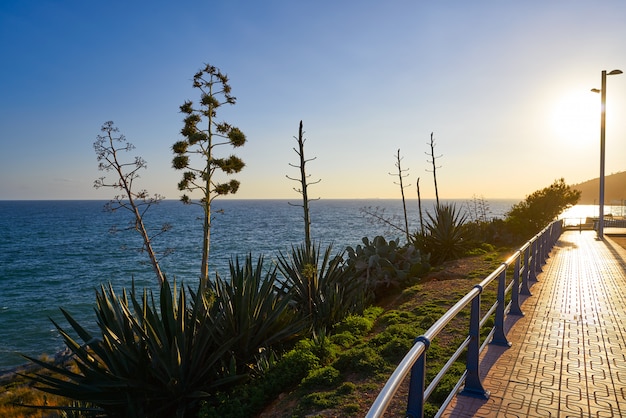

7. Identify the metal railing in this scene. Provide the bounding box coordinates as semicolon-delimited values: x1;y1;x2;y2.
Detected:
366;220;563;418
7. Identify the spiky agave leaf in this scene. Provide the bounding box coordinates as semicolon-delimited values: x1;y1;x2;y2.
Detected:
423;203;469;264
210;254;306;374
24;279;242;417
277;243;364;331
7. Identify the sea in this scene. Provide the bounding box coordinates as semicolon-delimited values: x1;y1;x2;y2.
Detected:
0;198;608;370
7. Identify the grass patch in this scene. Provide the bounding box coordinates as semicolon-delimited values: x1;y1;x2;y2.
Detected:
0;359;76;417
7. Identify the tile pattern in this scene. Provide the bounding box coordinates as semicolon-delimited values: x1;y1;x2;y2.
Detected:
440;231;626;417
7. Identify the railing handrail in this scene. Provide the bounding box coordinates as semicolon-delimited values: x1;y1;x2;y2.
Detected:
366;220;563;418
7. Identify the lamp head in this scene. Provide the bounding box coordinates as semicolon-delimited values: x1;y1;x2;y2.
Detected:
591;88;601;93
608;69;623;75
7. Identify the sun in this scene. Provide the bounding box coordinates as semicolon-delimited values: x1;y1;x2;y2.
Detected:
550;91;599;148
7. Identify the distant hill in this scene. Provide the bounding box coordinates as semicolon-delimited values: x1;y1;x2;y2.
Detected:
571;171;626;205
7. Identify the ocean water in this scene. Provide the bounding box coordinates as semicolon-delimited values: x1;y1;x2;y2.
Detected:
0;198;521;369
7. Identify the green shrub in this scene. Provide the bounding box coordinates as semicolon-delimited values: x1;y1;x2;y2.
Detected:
330;332;357;348
343;403;361;413
294;331;339;365
298;382;356;412
380;309;414;325
334;314;374;336
273;348;321;384
370;322;421;347
412;303;446;317
423;402;441;418
427;362;465;404
301;366;341;389
336;381;357;395
465;243;494;256
301;391;339;409
334;346;385;374
199;346;320;418
363;305;384;320
380;336;414;362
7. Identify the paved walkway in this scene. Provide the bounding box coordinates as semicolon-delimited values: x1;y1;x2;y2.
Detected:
441;230;626;417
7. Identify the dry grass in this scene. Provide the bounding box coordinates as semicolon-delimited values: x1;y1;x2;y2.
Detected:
0;356;75;417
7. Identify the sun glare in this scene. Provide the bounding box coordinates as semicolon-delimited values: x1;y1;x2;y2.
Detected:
551;91;599;148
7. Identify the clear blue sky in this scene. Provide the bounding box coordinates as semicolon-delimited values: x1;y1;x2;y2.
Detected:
2;1;626;200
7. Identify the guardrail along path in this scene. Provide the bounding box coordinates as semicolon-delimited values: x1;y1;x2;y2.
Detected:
441;230;626;417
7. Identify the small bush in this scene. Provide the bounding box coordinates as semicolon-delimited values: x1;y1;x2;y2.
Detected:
301;391;339;409
334;346;385;374
427;362;465;404
334;314;374;336
298;381;358;414
465;246;490;256
336;381;356;395
330;332;358;348
273;348;321;384
343;403;361;413
371;323;421;348
199;347;320;417
380;336;414;362
363;305;384;320
380;309;414;325
301;366;341;389
296;333;339;366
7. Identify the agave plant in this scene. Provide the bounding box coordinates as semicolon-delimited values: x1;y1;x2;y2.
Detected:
416;203;469;264
210;254;307;374
24;280;240;418
276;243;364;331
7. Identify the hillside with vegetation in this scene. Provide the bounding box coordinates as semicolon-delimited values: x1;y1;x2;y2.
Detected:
571;171;626;205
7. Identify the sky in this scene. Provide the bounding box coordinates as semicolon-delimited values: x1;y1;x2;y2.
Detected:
2;1;626;201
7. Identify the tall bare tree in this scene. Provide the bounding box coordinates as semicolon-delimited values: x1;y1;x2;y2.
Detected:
171;64;246;289
426;132;442;207
416;177;425;236
287;121;320;250
390;149;411;243
94;121;167;285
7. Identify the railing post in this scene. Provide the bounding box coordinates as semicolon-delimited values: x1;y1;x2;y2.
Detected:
460;285;490;399
541;225;552;264
521;244;532;295
553;220;562;243
509;254;523;316
537;235;545;270
532;239;541;280
490;268;511;347
406;337;429;418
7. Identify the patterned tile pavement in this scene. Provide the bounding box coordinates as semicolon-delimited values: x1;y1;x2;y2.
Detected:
440;230;626;417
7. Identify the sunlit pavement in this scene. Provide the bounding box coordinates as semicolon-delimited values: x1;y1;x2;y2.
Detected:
440;230;626;417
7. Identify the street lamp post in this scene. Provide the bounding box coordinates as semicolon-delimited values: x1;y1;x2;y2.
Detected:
591;69;622;240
